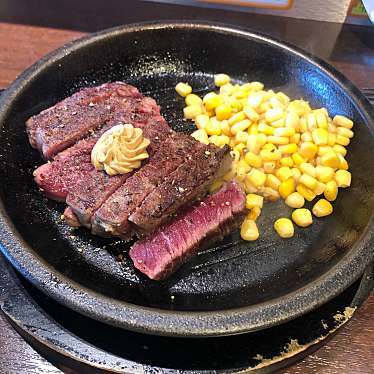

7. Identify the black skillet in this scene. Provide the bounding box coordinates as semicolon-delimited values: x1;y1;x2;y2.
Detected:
0;22;373;337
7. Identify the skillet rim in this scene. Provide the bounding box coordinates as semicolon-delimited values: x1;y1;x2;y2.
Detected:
0;21;374;337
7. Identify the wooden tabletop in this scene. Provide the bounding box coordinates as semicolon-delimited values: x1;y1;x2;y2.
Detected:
0;5;374;373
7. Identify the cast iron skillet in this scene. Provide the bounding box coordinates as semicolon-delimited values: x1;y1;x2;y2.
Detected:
0;22;373;337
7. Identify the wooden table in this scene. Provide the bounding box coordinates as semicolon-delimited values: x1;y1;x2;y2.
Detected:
0;2;373;372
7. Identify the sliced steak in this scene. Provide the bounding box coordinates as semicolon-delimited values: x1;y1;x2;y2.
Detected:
91;133;199;238
129;144;232;234
129;181;247;280
26;82;142;159
33;96;162;201
66;115;173;228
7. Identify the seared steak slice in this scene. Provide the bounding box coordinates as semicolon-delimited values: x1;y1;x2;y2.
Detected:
33;96;162;201
66;115;173;228
129;144;231;233
91;133;199;238
129;181;247;280
26;82;142;159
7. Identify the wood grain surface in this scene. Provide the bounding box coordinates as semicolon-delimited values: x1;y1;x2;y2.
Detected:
0;20;373;374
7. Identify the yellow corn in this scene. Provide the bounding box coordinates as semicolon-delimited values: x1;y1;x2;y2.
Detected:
299;174;318;190
258;122;274;135
337;153;348;170
296;184;316;201
195;114;210;129
260;149;281;162
262;143;276;151
292;153;306;166
215;104;232;120
247;135;262;154
318;146;333;156
312;199;333;217
292;208;313;227
221;120;232;136
191;129;209;144
175;82;192;97
307;113;317;130
267;136;288;145
271;118;286;128
233;143;246;155
299;163;316;177
246;169;267;187
276;166;293;182
248;206;262;221
290;133;301;144
209;180;224;194
320;151;340;169
185;93;202;106
299;117;308;133
335;170;351;188
247;91;265;109
244;152;263;168
230;149;241;163
316;111;328;129
240;219;259;241
243;106;260;121
234;131;248;145
324;180;338;201
231;119;251;135
316;165;335;183
228;111;246;126
273;127;295;137
276;92;290;104
335;135;350;146
263;161;276;173
274;218;294;238
313;182;326;196
312;128;328;145
265;107;284;123
285;111;299;129
203;92;222;110
333;144;347;156
251;82;264;91
248;123;259;135
220;83;234;95
205;119;222;136
327;133;336;146
333;115;353;129
223;169;236;181
246;194;264;209
279;178;295;199
265;174;281;190
280;156;294;167
214;73;231;87
336;127;354;139
209;134;230;147
291;167;301;183
183;104;203;119
301;132;313;142
285;192;305;208
260;187;280;201
298;142;318;159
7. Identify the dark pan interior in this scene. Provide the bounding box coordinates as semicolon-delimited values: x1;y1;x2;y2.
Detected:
0;23;374;335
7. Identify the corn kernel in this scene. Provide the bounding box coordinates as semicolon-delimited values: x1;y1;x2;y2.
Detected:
260;149;281;162
243;106;260;121
279;178;295;199
298;142;318;159
263;161;276;173
247;91;265;109
265;107;284;123
299;174;318;190
191;129;209;144
210;134;230;147
261;187;280;201
333;144;347;156
313;181;326;196
274;218;294;238
258;122;274;135
280;156;294;167
335;135;350;146
337;153;348;170
203;92;222;111
328;121;337;134
233;143;246;154
244;179;258;194
244;152;263;168
246;169;266;187
209;180;224;194
307;113;317;130
231;119;251;135
285;192;305;208
258;101;271;114
267;136;289;145
247;135;262;154
235;131;249;145
262;143;276;151
292;208;313;227
215;104;231;121
266;174;281;190
324;180;338;201
251;82;264;91
312;128;328;145
318;146;333;156
246;193;264;209
276;92;290;104
333;115;353;129
299;163;316;177
296;184;316;201
241;219;259;241
205;119;222;136
248;206;262;221
269;96;284;109
183;104;202;119
290;133;301;144
328;133;336;146
214;73;231;87
316;111;328;129
228;111;246;126
230;149;241;162
312;199;333;217
287;100;311;116
316;165;335;183
279;143;298;155
291;167;301;182
276;166;293;182
185;93;202;106
292;153;306;166
337;127;354;139
194;114;210;129
175;82;192;97
335;170;351;188
299;117;308;133
285;111;299;130
223;169;236;181
320;151;340;169
220;83;234;95
271;118;286;128
248;123;258;135
221;120;232;136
